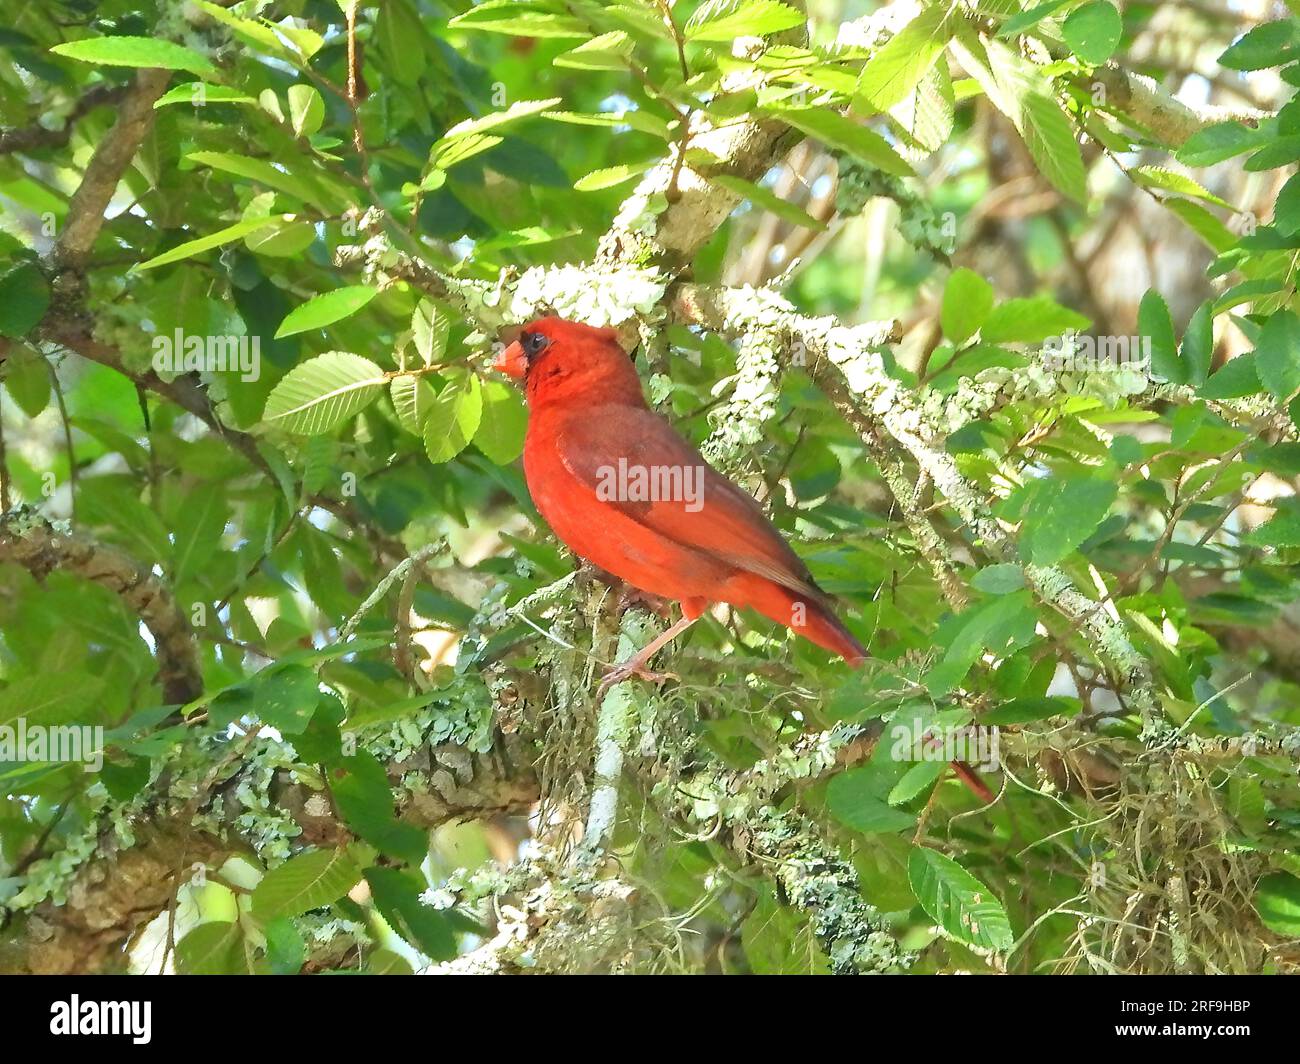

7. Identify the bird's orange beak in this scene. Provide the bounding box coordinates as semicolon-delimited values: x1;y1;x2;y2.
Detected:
492;340;528;379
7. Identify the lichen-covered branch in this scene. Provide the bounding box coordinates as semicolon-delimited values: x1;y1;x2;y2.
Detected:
0;507;202;704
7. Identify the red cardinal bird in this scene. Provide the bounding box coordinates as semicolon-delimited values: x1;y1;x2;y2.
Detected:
492;316;866;692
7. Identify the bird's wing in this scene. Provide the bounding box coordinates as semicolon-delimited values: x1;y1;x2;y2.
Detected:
555;405;826;602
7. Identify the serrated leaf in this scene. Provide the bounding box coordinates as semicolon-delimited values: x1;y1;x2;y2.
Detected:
1139;289;1179;382
1130;166;1231;208
1021;91;1087;203
50;36;218;77
154;82;255;108
1179;300;1215;387
685;0;804;43
1253;310;1300;401
1018;471;1116;566
365;867;457;960
1176;122;1271;167
275;286;378;338
412;301;450;365
554;31;633;71
252;848;362;920
774;106;914;176
709;174;826;229
827;768;917;834
856;4;951;113
424;370;482;463
175;921;244;975
574;163;650;191
442;97;562;141
447;1;587;38
908;847;1014;952
391;375;439;435
981;295;1089;344
262;352;386;434
134;215;287;271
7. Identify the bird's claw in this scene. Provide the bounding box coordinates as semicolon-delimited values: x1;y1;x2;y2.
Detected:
595;660;679;699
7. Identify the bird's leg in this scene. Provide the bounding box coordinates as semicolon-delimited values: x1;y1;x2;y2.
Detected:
614;583;673;619
596;613;699;698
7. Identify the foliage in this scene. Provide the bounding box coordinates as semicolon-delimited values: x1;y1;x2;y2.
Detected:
0;0;1298;976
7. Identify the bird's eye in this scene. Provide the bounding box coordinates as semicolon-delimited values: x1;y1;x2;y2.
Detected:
521;331;550;358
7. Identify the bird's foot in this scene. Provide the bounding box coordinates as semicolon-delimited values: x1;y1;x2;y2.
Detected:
595;659;679;699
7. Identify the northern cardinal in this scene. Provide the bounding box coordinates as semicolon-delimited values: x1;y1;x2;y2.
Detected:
492;316;866;692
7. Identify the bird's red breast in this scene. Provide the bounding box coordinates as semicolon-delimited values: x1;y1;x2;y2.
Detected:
493;316;866;665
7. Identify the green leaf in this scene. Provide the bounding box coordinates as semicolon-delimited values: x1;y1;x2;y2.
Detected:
262;352;387;434
982;696;1079;725
1255;871;1300;935
0;263;51;338
708;174;826;230
175;921;245;975
133;215;286;271
1021;91;1087;203
2;344;51;417
264;916;307;975
391;376;439;435
827;768;917;834
1274;172;1300;234
855;4;951;113
332;752;428;863
908;847;1014;952
187;150;335;210
287;84;325;138
1219;21;1299;71
411;301;450;365
365;867;457;960
997;0;1072;37
424;369;483;463
154;82;255;108
1139;289;1179;382
170;483;227;588
941;268;994;343
50;36;218;77
1179;301;1215;387
684;0;804;43
1062;2;1122;65
574;163;649;191
1018;471;1117;566
554;31;634;71
252;848;363;920
1176;122;1271;167
981;295;1089;344
1253;310;1300;401
1129;166;1231;208
275;286;379;338
0;672;106;729
1246;499;1300;547
1200;351;1261;400
475;379;528;464
441;97;562;141
774;106;914;176
970;564;1024;595
447;1;587;38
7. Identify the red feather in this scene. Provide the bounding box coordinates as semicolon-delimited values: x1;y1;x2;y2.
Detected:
493;316;865;665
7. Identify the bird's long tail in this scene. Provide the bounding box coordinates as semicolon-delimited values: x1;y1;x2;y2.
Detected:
737;576;992;802
734;577;867;666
